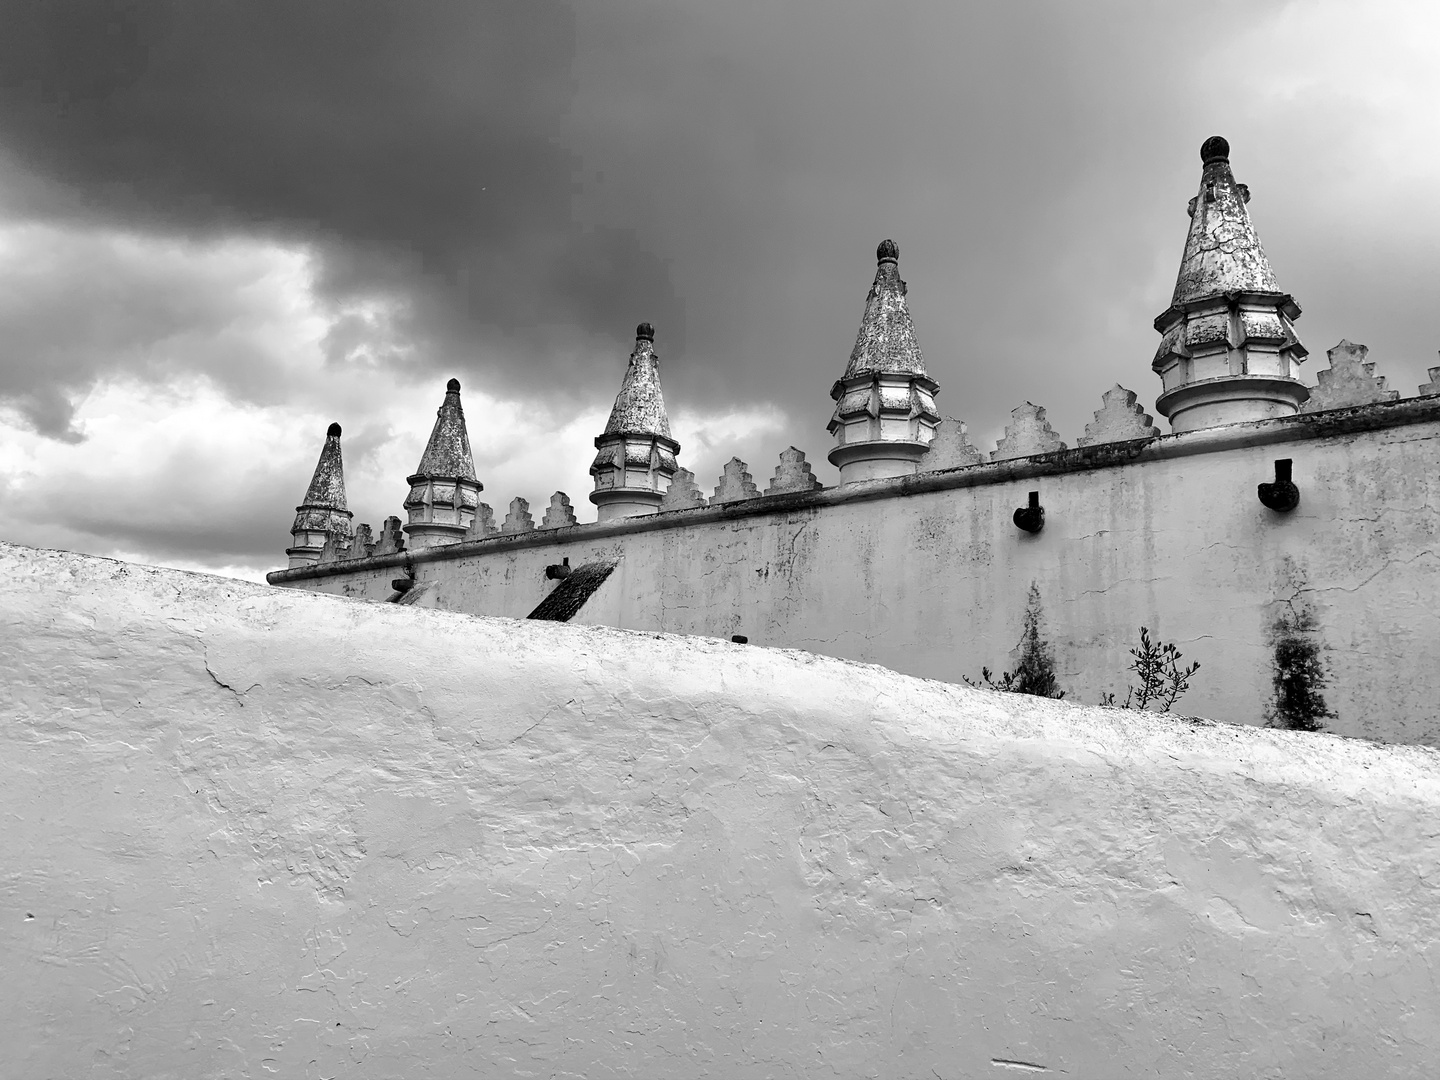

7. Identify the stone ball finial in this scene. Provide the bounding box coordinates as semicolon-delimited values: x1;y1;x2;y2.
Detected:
636;322;655;342
1200;135;1230;165
326;422;342;438
446;377;461;393
876;238;899;263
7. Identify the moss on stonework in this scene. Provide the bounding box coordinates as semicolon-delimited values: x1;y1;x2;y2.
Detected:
1265;576;1334;732
967;582;1066;699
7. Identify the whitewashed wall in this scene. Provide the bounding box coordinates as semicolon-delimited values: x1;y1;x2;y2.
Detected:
5;543;1440;1078
275;404;1440;745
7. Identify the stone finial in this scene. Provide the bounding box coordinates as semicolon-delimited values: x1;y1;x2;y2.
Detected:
1152;138;1308;433
1299;340;1400;413
465;503;497;539
590;324;682;521
501;497;535;535
764;447;824;495
403;379;483;549
1077;385;1161;446
348;523;375;560
992;403;1067;462
541;492;578;529
1419;363;1440;397
372;515;405;555
659;467;706;511
921;417;984;471
711;458;760;505
287;422;354;568
828;239;941;484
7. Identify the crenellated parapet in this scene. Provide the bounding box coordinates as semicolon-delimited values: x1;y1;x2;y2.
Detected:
993;403;1067;462
1301;341;1400;412
828;240;941;484
541;492;578;529
403;379;483;550
659;468;706;511
922;418;984;471
502;497;535;535
1077;386;1160;447
591;323;682;522
765;448;823;495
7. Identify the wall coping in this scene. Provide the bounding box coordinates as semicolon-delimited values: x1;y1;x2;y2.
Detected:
267;396;1440;584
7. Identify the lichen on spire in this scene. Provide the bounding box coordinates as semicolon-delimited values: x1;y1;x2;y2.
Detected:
602;324;672;438
301;422;348;510
1170;135;1280;307
840;239;927;381
415;378;477;480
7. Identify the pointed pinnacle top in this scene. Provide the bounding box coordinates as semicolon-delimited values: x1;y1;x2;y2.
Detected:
602;325;672;438
840;238;927;382
1169;136;1280;307
301;422;347;509
414;378;477;480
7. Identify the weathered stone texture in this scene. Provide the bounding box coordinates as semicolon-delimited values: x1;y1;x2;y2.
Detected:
1421;366;1440;397
921;417;984;470
991;402;1067;461
710;457;760;504
372;515;405;555
840;239;928;381
348;523;375;560
764;447;823;495
600;324;672;439
1077;385;1161;446
501;497;535;535
541;492;578;530
1301;340;1400;413
658;468;706;511
465;503;498;539
7;542;1440;1078
317;533;346;564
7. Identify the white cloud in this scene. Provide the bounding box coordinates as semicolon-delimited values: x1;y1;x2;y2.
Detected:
0;224;794;578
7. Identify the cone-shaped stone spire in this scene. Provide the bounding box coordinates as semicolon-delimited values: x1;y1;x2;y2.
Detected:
1152;137;1309;433
287;422;354;568
402;378;483;549
828;240;940;483
590;323;681;521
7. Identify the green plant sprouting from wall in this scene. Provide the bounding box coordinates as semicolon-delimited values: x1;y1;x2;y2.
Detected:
1266;602;1333;732
965;582;1066;699
1101;627;1201;712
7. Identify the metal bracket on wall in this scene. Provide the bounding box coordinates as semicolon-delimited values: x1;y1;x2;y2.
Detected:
1258;458;1300;513
1013;490;1044;534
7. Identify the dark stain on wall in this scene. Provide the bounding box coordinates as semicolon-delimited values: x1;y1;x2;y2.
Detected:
1266;560;1334;732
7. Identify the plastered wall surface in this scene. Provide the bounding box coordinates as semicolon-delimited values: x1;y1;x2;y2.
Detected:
5;542;1440;1079
279;409;1440;745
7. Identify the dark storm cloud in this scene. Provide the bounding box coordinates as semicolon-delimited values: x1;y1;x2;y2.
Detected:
3;0;1438;506
0;0;687;435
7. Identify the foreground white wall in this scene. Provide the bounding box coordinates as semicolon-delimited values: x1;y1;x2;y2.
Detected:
6;541;1440;1079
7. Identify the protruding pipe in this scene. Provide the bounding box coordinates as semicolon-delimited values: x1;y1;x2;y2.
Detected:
545;557;572;580
1258;458;1300;512
1013;490;1045;534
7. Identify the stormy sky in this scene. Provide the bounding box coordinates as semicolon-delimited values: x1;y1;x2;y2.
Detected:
2;0;1437;580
